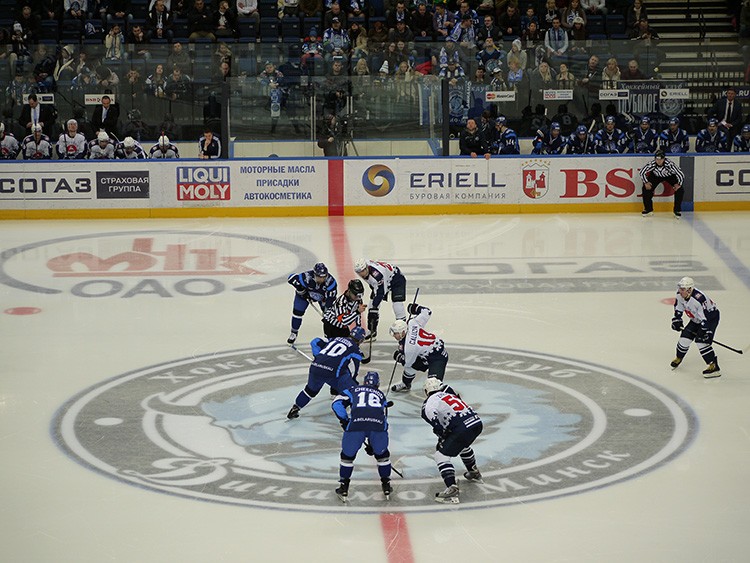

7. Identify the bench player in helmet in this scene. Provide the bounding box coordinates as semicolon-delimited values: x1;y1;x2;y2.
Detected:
670;276;721;378
287;262;337;344
21;124;53;159
389;303;449;392
322;279;367;339
353;258;407;339
421;377;483;504
0;123;20;160
287;326;367;419
331;370;393;501
732;124;750;152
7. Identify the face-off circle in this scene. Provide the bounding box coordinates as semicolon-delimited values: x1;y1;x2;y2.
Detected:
52;345;696;513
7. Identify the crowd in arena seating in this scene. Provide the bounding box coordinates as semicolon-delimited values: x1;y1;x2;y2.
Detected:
0;0;748;157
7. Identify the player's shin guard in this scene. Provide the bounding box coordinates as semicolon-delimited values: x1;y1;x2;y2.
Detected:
435;450;456;487
293;385;318;410
697;342;717;365
339;453;355;481
393;301;406;321
459;447;477;471
375;449;391;479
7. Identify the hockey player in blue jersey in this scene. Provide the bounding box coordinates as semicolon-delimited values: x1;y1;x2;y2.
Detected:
531;121;567;155
490;115;520;154
421;377;483;504
593;116;627;154
695;118;729;153
287;262;337;344
732;124;750;152
566;125;593;154
670;276;721;378
287;326;366;419
658;117;690;154
331;370;393;501
629;116;658;154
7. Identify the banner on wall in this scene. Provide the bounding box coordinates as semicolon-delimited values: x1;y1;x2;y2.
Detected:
693;155;750;201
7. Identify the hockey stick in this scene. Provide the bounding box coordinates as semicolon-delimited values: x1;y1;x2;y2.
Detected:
362;334;373;364
308;299;323;317
713;339;744;355
288;343;313;361
385;288;420;397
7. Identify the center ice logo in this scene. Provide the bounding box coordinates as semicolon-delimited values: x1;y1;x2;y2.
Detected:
53;345;696;513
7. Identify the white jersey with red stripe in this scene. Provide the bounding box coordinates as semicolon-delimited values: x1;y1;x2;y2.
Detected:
674;287;718;324
360;260;400;307
421;390;481;435
403;307;444;374
57;132;88;159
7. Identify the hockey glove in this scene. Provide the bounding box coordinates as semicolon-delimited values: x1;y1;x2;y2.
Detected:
695;326;713;344
364;440;374;456
393;350;405;365
385;400;394;408
367;309;379;332
339;418;349;431
407;303;422;316
671;316;684;332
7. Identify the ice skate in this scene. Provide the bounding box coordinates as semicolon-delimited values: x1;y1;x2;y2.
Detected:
702;362;721;379
673;211;682;219
335;479;350;502
391;382;411;393
287;332;297;345
641;211;653;217
670;357;682;369
381;478;392;500
463;467;483;483
286;404;300;419
434;484;460;504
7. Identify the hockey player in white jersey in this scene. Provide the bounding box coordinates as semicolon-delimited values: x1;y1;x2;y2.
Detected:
21;124;53;159
389;303;449;392
88;131;116;159
115;136;147;159
0;123;20;159
56;119;89;159
670;276;721;378
149;135;180;159
354;258;407;339
421;377;483;504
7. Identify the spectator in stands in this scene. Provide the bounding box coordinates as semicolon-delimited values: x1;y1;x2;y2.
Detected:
16;4;41;42
476;0;495;17
732;123;750;152
477;37;505;75
630;15;659;40
301;30;324;72
389;20;415;48
57;118;89;159
542;0;560;30
124;67;145;105
164;65;193;101
520;5;539;33
581;0;606;16
128;24;152;61
455;1;479;27
19;92;56;136
433;0;456;40
53;45;77;82
5;71;30;111
351;25;369;60
412;3;434;39
601;57;620;89
96;66;120;94
279;0;300;19
561;0;586;31
489;66;509;91
709;86;743;140
145;63;168;97
353;57;370;77
626;0;647;32
149;0;175;41
577;54;601;111
522;21;544;56
529;60;555;107
387;1;411;30
8;22;32;77
476;14;500;46
544;16;568;64
105;23;126;62
188;0;216;42
107;0;134;26
236;0;260;23
507;37;526;70
88;130;116;158
568;16;587;55
64;0;88;22
696;117;729;152
498;3;521;37
324;2;348;29
299;0;322;20
91;93;121;138
214;60;232;81
438;57;466;86
621;59;646;80
658;116;690;154
168;42;192;72
556;62;575;88
323;17;351;61
198;128;221;158
214;0;239;39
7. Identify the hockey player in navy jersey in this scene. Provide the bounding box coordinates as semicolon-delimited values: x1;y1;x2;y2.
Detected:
670;276;721;378
629;116;658;154
593;116;627;154
354;258;407;339
531;121;567;154
389;303;449;392
421;377;483;504
287;326;366;419
490;115;520;154
287;262;337;344
732;124;750;152
658;117;689;154
331;370;393;501
695;118;729;153
566;124;593;154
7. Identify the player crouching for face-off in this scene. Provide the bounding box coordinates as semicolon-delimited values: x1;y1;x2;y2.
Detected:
670;276;721;378
389;303;449;392
353;258;407;340
422;377;483;504
331;370;393;502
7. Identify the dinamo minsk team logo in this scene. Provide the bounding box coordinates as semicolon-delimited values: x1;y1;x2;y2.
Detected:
53;345;696;513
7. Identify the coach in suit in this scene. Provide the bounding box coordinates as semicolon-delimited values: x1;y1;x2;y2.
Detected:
709;86;743;140
91;94;121;139
18;93;57;136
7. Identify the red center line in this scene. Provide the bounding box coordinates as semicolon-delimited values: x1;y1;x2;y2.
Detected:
326;169;414;563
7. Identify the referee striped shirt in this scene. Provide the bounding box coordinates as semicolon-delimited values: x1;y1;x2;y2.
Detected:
323;293;362;330
640;156;685;184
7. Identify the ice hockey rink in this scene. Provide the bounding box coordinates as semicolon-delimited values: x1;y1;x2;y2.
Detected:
1;211;749;563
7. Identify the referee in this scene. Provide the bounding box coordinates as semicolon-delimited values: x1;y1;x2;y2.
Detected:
639;149;685;218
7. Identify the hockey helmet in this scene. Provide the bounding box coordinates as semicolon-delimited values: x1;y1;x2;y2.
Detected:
743;124;750;135
158;135;170;147
32;124;42;133
363;371;380;388
707;117;719;127
576;125;587;135
389;319;408;337
123;137;136;149
97;131;109;142
424;377;442;397
354;258;368;273
66;119;77;129
605;115;616;124
495;116;507;126
313;262;328;278
349;326;366;343
347;279;364;299
677;276;694;293
550;121;560;131
668;117;680;126
640;116;651;124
